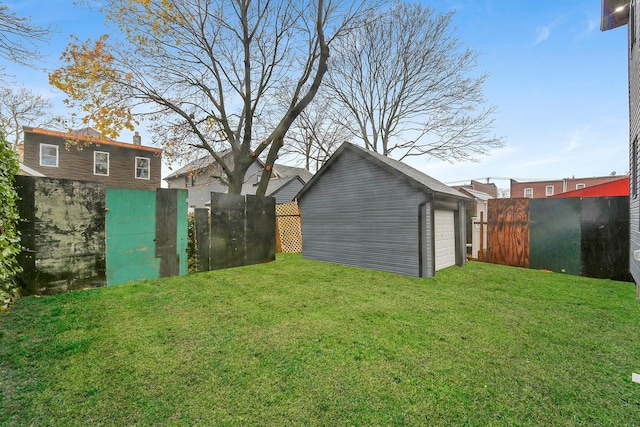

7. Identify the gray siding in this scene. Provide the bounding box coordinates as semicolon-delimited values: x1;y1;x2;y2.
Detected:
421;201;435;277
457;201;468;267
630;3;640;288
299;149;428;277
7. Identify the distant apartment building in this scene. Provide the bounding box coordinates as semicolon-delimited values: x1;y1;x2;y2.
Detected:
510;175;627;199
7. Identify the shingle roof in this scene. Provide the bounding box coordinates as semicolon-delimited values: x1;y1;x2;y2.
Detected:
164;155;218;180
241;175;305;197
24;127;161;153
164;149;312;183
297;142;470;201
272;164;314;182
457;187;493;201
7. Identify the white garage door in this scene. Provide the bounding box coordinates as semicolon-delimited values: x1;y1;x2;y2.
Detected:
434;209;456;271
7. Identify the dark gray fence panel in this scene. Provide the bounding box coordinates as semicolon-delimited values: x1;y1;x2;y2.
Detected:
156;188;180;277
208;193;275;271
15;176;106;295
581;196;631;281
194;208;210;272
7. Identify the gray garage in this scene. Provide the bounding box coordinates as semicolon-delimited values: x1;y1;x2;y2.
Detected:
296;143;471;277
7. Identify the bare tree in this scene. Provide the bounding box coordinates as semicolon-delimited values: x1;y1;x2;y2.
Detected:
327;2;503;161
50;0;371;195
0;87;57;150
0;4;51;71
276;87;350;172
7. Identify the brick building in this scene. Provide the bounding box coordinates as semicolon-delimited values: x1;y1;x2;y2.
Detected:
510;175;627;199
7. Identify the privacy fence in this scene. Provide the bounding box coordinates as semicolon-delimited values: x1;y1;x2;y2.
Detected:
484;197;631;281
15;176;188;294
191;193;276;272
16;178;280;295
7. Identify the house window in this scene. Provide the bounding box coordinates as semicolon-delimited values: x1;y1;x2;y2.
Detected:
524;188;533;198
94;151;109;176
545;185;554;197
39;144;58;167
135;157;150;180
576;183;586;190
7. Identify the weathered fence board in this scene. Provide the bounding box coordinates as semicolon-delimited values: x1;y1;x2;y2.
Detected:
529;198;581;275
199;193;276;271
581;197;632;281
16;176;187;294
106;188;188;285
194;208;210;272
106;189;159;285
486;198;529;268
155;189;188;278
16;176;107;295
486;197;631;281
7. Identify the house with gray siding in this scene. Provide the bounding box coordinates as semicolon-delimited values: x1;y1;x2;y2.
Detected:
296;142;471;278
165;152;312;208
601;0;640;295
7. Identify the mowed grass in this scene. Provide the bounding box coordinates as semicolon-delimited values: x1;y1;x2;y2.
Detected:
1;254;640;426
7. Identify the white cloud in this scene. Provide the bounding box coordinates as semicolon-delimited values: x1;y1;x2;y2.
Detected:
534;26;551;45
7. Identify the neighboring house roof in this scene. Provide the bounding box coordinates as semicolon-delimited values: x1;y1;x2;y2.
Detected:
550;177;630;198
23;127;162;154
72;127;112;140
271;164;314;182
206;175;307;206
164;151;232;180
297;142;470;201
601;0;630;31
457;187;493;201
164;149;312;184
241;175;306;197
18;163;45;177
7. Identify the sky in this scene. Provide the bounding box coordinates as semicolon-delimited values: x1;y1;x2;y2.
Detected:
2;0;631;192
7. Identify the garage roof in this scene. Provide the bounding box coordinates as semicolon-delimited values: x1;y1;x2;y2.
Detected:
297;142;470;201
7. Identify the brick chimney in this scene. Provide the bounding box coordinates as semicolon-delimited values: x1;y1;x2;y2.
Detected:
133;131;141;145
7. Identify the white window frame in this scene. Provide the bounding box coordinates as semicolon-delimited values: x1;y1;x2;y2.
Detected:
93;151;110;176
135;156;150;180
524;188;533;198
576;183;586;190
39;143;59;167
545;185;554;197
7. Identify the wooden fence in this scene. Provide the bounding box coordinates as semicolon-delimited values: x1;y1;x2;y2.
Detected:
484;197;631;281
193;194;276;272
15;176;188;295
276;201;302;253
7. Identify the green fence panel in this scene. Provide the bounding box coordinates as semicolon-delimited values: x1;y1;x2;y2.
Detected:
106;188;159;285
177;190;188;276
529;198;581;275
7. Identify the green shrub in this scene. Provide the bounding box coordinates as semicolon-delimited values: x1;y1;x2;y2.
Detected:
0;129;22;309
187;213;196;273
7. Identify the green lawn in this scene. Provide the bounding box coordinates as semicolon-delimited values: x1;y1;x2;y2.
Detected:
1;254;640;426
